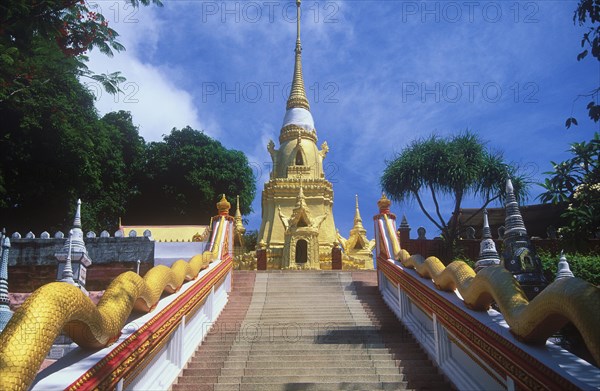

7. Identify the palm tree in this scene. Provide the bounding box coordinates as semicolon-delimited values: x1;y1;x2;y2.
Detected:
381;132;527;250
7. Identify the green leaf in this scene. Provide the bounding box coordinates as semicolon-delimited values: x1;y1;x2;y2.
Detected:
565;117;578;129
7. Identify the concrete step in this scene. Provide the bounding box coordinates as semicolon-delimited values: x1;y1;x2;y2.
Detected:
182;367;402;378
211;382;412;391
216;358;438;370
193;351;400;360
216;366;405;377
201;335;412;344
164;382;418;391
177;374;406;384
174;271;451;391
197;351;426;361
221;360;377;369
200;343;424;352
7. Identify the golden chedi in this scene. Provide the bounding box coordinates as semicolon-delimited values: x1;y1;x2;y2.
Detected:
337;195;375;269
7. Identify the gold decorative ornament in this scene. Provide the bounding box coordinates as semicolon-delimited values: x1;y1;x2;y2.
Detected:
377;193;391;213
216;194;231;215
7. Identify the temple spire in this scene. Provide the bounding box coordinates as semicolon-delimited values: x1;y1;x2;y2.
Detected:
482;208;492;239
353;194;364;229
475;209;500;273
74;198;82;228
503;178;528;240
0;229;13;332
60;199;88;256
502;178;548;298
235;195;246;235
286;0;310;111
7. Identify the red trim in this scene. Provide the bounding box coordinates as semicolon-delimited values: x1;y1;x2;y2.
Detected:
377;258;581;391
68;258;232;390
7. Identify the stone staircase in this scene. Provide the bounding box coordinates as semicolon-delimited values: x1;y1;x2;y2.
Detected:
173;271;451;391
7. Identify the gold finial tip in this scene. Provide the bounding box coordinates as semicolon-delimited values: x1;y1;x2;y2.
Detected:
235;195;242;215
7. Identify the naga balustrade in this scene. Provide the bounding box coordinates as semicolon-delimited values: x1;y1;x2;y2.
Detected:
32;257;232;391
1;212;235;391
374;203;600;391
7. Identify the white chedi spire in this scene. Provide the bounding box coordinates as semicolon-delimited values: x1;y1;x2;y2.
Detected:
60;229;76;285
58;199;88;256
73;198;82;228
475;209;500;273
555;251;574;279
503;178;528;240
0;231;13;332
55;199;92;291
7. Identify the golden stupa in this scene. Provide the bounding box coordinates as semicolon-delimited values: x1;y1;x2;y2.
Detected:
257;0;337;269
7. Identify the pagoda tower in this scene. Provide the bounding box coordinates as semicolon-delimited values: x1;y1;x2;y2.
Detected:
474;209;500;273
501;178;547;299
257;0;336;269
337;195;375;269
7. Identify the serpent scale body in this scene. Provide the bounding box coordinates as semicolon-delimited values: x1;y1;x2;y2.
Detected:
396;249;600;365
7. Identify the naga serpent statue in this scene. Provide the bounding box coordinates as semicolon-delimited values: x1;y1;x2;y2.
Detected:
395;249;600;366
0;216;228;391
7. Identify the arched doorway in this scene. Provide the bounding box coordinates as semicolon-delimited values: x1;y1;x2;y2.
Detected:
295;149;304;165
295;239;308;264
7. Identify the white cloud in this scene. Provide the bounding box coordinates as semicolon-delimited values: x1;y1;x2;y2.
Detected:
85;3;208;142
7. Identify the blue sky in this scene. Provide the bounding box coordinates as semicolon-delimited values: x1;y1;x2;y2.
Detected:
88;0;599;240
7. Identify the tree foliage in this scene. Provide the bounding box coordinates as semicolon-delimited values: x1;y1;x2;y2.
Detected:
0;0;257;233
567;0;600;127
381;132;527;245
0;0;161;102
0;60;147;233
243;230;259;253
126;127;256;225
539;132;600;238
